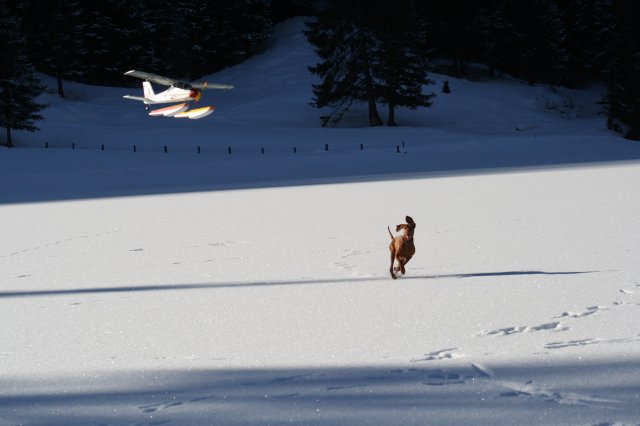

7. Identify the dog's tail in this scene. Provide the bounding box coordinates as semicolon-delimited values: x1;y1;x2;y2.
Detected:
387;226;394;240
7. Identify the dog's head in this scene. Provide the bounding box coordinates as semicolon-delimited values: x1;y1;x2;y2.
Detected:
396;216;416;239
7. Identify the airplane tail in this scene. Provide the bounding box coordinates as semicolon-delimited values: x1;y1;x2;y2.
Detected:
143;81;155;99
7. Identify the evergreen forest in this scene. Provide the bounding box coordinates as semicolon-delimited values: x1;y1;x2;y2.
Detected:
1;0;639;140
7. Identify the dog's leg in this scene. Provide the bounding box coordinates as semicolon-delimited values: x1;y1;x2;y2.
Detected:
399;257;407;275
389;251;397;279
400;255;413;275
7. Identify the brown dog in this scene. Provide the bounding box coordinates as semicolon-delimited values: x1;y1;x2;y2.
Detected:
388;216;416;279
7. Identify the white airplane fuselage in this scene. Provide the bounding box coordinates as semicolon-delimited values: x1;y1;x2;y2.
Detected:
144;81;203;104
124;81;202;105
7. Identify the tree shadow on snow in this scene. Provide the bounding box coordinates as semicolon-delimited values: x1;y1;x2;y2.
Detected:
1;143;640;204
1;359;639;425
0;270;600;299
406;270;601;280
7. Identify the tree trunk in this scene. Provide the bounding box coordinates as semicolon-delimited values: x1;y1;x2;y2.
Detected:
455;56;465;75
354;0;382;127
57;75;65;98
6;127;13;148
362;52;382;126
363;58;382;126
387;103;397;126
368;98;382;126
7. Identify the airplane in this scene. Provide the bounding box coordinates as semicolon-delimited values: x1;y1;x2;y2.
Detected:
123;70;234;119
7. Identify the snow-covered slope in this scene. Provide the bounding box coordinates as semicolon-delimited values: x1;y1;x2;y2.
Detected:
1;18;639;425
4;18;639;204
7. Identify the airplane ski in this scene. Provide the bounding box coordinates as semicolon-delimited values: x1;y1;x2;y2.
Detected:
148;103;189;117
173;106;215;120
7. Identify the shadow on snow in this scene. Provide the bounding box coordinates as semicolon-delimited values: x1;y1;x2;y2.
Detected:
1;359;639;425
0;270;599;299
1;142;640;205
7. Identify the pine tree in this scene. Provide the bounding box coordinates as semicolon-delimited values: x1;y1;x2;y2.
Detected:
481;0;567;85
475;0;510;76
558;0;614;86
21;0;83;97
77;1;121;84
305;1;382;126
415;0;482;75
147;0;272;80
606;0;640;140
0;3;46;148
230;0;273;62
370;0;435;126
177;0;272;78
271;0;314;23
77;0;157;85
128;0;185;78
115;1;162;79
152;0;202;79
187;1;223;78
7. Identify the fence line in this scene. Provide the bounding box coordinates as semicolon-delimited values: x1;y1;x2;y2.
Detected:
35;140;408;156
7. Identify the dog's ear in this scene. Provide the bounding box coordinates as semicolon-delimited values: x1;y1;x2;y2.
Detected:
396;224;407;232
405;216;414;224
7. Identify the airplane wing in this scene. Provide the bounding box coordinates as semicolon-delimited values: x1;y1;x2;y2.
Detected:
123;94;150;102
124;70;234;90
191;82;235;90
124;70;178;87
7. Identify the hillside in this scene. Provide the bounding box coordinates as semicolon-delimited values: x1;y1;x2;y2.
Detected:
3;18;639;203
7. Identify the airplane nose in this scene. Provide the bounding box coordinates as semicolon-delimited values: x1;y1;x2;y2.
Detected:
189;89;202;102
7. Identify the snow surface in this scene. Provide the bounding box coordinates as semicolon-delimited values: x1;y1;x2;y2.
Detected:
1;18;640;425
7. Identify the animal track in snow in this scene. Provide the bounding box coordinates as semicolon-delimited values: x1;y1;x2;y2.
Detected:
1;229;121;258
206;241;250;248
332;249;370;272
138;400;183;413
269;373;314;384
188;394;217;403
545;338;600;349
545;336;640;350
327;367;471;391
478;304;614;339
333;261;356;271
479;321;568;336
422;370;465;386
497;379;619;407
411;348;465;362
471;363;619;408
326;384;368;391
619;289;635;295
556;306;606;318
136;393;220;416
340;249;370;258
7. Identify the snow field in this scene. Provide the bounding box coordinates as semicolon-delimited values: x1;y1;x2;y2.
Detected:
2;164;640;425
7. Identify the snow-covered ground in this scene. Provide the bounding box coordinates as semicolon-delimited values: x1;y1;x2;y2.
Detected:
1;18;640;425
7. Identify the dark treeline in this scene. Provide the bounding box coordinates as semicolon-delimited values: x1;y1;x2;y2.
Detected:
306;0;639;138
10;0;281;87
1;0;638;144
